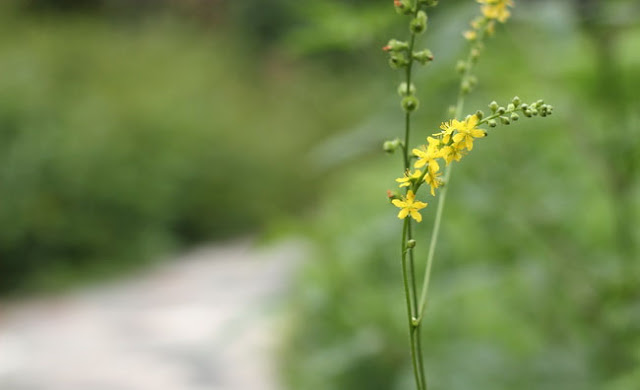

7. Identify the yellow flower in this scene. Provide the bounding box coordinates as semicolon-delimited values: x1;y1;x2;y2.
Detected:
451;115;486;151
435;119;461;144
392;190;428;222
477;0;514;23
396;169;423;188
441;144;465;165
412;146;440;173
425;169;443;196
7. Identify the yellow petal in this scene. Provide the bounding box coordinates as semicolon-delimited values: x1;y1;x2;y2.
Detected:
392;199;406;208
412;148;425;157
398;209;409;219
471;129;487;138
413;201;428;209
466;136;473;151
410;210;423;222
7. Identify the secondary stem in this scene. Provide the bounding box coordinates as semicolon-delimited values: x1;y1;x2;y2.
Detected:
416;26;483;321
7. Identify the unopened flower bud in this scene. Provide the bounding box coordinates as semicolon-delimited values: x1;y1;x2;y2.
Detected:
384;39;409;52
402;96;419;112
394;0;412;15
475;110;484;120
500;116;511;125
407;239;416;248
535;99;544;107
507;103;515;112
510;113;519;121
456;60;467;74
523;109;533;117
488;119;497;127
397;82;416;97
497;106;506;115
461;80;471;94
489;101;499;112
383;139;401;153
413;49;434;64
511;96;521;107
530;108;539;116
389;53;408;69
470;48;481;63
410;11;428;34
520;103;528;111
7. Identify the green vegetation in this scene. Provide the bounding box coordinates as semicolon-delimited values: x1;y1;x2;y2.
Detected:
281;1;640;389
0;4;376;294
0;0;638;388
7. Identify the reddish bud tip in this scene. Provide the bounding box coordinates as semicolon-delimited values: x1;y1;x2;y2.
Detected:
382;45;391;52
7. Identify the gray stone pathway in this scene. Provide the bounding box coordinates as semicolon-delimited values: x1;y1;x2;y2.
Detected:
0;239;305;390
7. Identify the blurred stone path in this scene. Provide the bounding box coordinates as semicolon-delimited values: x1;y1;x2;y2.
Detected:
0;239;306;390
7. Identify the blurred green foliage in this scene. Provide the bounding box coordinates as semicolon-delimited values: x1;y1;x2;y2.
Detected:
0;2;378;294
281;1;640;389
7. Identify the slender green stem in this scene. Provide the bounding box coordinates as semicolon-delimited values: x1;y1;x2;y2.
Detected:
401;219;423;389
416;25;484;321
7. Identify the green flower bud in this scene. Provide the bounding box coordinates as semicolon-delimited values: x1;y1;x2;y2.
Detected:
489;101;499;112
402;96;419;112
530;108;539;116
456;60;467;74
500;116;511;125
475;110;484;120
535;99;544;107
413;49;434;64
394;0;412;15
545;105;554;115
497;106;506;115
520;103;528;111
507;103;515;112
384;39;409;52
410;11;428;34
407;239;416;248
389;53;408;69
523;109;533;117
488;119;497;127
383;139;401;154
470;48;481;63
510;113;519;121
512;96;521;107
461;79;471;94
397;82;416;97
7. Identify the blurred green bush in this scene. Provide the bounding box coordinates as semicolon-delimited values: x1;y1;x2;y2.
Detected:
0;4;378;294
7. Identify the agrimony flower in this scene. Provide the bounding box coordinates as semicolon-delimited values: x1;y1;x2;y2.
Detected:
452;115;486;151
392;190;428;222
413;146;440;173
396;169;423;188
424;169;443;196
477;0;514;23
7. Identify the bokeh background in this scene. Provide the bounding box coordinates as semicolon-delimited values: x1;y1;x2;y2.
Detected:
0;0;639;389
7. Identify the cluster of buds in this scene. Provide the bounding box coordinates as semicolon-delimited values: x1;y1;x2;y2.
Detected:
477;97;554;127
383;0;438;114
383;40;434;70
